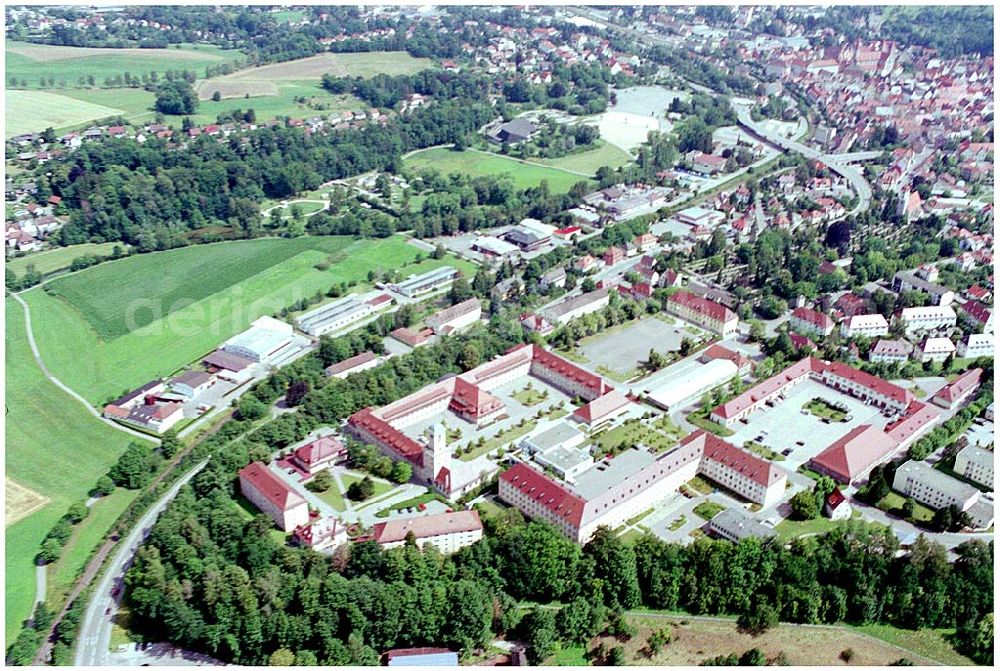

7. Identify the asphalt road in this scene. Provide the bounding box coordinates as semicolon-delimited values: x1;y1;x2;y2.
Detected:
74;460;209;667
731;103;874;218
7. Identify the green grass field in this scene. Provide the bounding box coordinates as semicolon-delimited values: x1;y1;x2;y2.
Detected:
187;85;363;126
534;140;633;175
5;242;121;278
5;89;127;137
404;147;592;194
6;40;237;89
5;299;136;641
30;236;475;404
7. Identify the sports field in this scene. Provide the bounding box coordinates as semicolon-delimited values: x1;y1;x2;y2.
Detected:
5;242;121;279
404;147;593;193
5;299;136;640
5;89;126;138
5;40;236;88
30;235;475;404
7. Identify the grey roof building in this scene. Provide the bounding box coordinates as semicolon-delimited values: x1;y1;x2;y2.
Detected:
709;507;777;542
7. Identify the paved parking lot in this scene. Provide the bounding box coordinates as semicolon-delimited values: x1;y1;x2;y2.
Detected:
728;379;892;471
577;316;697;376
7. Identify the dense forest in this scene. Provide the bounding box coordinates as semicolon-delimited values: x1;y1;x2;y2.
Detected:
122;468;993;665
43;100;493;249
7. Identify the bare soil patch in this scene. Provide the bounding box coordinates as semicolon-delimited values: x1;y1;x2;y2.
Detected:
5;477;51;527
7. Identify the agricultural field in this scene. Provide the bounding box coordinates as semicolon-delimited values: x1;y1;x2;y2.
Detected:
5;242;122;279
5;40;237;88
6;89;126;137
534;140;633;175
187;87;362;127
404;147;592;194
4;299;136;640
29;235;475;404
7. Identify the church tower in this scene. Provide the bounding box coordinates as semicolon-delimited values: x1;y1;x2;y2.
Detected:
422;423;452;493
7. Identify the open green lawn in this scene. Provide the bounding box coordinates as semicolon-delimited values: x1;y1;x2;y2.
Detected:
6;40;238;89
693;501;725;521
805;398;848;422
187;85;363;127
343;473;396;502
880;491;935;523
512;386;549;407
534;140;633;175
6;242;122;279
774;515;855;542
404;147;592;194
315;484;348;512
30;236;474;404
5;298;136;641
374;489;451;518
545;643;589;666
592;419;678;456
687;413;735;437
48;489;139;608
848;624;975;666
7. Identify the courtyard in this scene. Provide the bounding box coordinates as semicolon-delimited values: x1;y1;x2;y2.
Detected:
727;378;894;472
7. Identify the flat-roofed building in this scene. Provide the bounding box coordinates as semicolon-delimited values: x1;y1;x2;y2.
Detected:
470;235;519;259
296;295;373;337
840;313;889;338
372;510;483;554
391;266;459;297
169;370;216;397
676;206;725;228
709;507;777;543
521;421;586;454
893;270;954;306
646;359;738;412
893;460;993;530
386;648;459;667
238;462;309;531
954;445;994;489
221;316;295;364
535;445;595;483
895;305;957;335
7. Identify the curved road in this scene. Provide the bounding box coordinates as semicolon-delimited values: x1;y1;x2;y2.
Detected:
74;459;209;666
11;292;158;444
731;102;873;218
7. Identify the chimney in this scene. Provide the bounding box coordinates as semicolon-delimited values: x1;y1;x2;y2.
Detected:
144;394;156;405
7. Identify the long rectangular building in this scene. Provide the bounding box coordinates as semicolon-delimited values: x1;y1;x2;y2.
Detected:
666;290;738;337
391;266;459;297
238;462;309;531
296;295;374;337
499;430;787;544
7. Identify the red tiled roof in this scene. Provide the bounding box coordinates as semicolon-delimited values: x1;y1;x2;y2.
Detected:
714;357;827;419
325;351;378;377
810;424;898;482
683;430;785;487
348;407;424;466
934;368;983;405
791;307;834;331
824;361;912;406
372;510;481;544
826;487;847;510
238;462;305;511
668;290;736;325
573;389;630;425
789;332;817;350
960;300;992;325
700;343;751;370
449;377;503;419
527;344;612;397
293;436;345;468
500;463;586;527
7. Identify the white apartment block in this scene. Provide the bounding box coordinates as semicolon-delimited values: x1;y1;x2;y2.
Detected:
916;337;956;363
895;305;957;335
957;333;994;359
840;313;889;338
954;445;994;489
893;460;993;530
